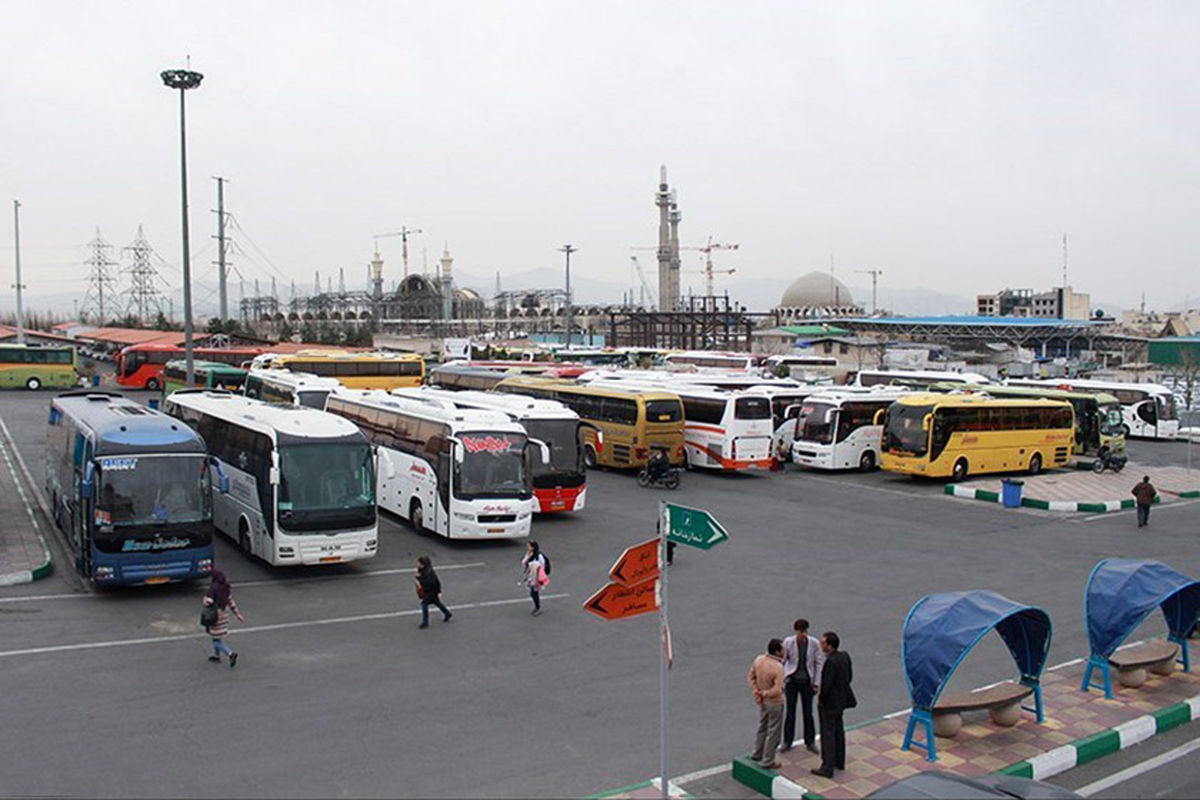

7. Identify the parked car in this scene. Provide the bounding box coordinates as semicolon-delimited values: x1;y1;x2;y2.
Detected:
866;771;1080;799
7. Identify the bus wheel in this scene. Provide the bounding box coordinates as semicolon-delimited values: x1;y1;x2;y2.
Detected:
583;446;598;470
859;451;876;471
410;501;425;534
1121;424;1130;438
146;378;159;392
952;458;969;482
25;377;41;390
1028;453;1042;475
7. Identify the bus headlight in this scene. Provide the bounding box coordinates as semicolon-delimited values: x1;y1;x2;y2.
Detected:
197;558;213;572
94;566;116;580
365;539;377;550
453;512;475;521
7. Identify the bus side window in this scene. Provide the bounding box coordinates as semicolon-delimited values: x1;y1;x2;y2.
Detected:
73;434;86;469
251;433;274;534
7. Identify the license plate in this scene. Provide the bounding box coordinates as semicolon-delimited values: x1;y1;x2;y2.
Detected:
145;576;170;585
488;527;504;533
319;556;341;563
550;502;566;510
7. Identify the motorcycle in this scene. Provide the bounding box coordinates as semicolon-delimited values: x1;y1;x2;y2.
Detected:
1092;448;1127;474
636;466;681;489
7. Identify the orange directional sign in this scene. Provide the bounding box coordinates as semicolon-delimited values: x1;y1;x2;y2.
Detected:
584;576;659;621
609;538;660;587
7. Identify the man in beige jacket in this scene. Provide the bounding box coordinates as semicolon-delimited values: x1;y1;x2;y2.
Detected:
748;638;786;768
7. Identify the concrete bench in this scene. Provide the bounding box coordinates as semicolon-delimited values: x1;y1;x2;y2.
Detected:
932;681;1034;737
1109;640;1179;688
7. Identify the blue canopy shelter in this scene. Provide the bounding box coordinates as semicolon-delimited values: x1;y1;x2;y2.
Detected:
1081;559;1200;698
900;590;1052;761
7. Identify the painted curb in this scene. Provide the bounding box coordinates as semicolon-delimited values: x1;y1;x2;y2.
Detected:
943;483;1175;514
731;758;820;799
588;777;691;798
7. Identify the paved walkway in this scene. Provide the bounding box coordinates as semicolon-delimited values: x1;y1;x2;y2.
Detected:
961;464;1200;505
0;420;52;584
742;658;1200;798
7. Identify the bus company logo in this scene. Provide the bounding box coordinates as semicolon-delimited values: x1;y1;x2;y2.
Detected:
122;536;191;552
100;458;138;471
410;464;427;475
461;435;512;455
962;436;979;444
481;504;513;513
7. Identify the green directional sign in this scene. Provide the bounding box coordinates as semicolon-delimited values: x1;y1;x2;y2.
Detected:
665;503;729;550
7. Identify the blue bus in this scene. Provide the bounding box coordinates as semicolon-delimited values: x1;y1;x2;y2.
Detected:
45;391;227;586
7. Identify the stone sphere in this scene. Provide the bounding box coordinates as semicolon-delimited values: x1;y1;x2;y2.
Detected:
1117;667;1147;688
933;712;963;738
989;702;1021;727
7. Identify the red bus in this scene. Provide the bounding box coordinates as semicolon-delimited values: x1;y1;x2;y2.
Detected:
116;343;269;390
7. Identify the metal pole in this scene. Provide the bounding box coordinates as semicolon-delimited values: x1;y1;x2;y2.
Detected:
658;500;669;800
178;88;195;384
13;200;25;345
216;176;227;321
561;244;576;350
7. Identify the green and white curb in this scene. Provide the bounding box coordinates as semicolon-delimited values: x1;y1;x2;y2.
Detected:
732;757;818;799
996;695;1200;781
943;484;1170;514
587;777;690;798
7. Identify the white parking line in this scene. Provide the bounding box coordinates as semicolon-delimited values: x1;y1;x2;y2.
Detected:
0;593;569;659
1075;732;1200;797
0;561;489;603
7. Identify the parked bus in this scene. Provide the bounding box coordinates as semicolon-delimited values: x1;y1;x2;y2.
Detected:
428;363;526;392
579;368;808;394
790;388;909;471
586;379;774;471
942;383;1125;457
260;351;425;390
879;393;1075;481
164;391;378;565
852;369;989;389
1005;378;1179;440
243;369;341;409
493;375;685;470
662;351;756;372
115;343;267;390
46;391;222;585
326;390;537;538
393;386;592;513
161;360;247;397
0;344;77;390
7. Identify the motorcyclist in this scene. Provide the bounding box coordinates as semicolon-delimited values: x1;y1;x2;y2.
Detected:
647;447;671;483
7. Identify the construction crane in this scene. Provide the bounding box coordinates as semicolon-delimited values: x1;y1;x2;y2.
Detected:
629;256;657;310
855;268;883;314
373;226;422;282
632;235;739;298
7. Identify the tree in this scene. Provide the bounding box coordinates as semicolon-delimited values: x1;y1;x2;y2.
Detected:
276;319;295;342
153;311;172;331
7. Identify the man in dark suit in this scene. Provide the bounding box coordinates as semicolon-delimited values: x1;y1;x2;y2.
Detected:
811;631;855;779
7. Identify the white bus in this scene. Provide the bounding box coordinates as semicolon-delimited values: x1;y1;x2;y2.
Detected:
243;369;342;409
790;388;909;471
586;379;774;470
392;386;592;514
326;390;540;539
164;391;378;566
1006;378;1179;440
662;351;756;372
852;369;989;389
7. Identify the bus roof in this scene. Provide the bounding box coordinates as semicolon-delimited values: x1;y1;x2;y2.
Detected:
391;387;578;421
166;390;364;441
856;368;990;383
582;378;769;402
955;383;1120;405
579;369;805;388
165;359;246;374
890;392;1073;409
52;392;206;455
273;350;422;362
802;387;911;404
247;369;342;390
332;389;527;432
495;374;681;401
1009;378;1172;395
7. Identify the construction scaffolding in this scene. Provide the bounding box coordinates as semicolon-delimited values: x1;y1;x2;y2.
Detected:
606;295;769;350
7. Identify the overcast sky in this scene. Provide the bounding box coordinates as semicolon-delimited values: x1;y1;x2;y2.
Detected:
2;1;1198;316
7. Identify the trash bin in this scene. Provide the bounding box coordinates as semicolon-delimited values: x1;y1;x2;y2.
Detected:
1001;478;1024;508
148;398;160;410
91;375;101;387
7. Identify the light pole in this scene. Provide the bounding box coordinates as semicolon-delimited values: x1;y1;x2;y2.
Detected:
559;244;577;350
12;200;25;344
161;66;203;384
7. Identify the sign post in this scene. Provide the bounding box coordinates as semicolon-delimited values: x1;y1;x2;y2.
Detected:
659;501;670;800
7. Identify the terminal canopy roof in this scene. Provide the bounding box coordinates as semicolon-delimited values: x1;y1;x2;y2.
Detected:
1085;559;1200;658
902;590;1052;710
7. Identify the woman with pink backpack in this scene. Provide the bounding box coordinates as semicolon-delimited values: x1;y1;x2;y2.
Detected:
521;540;550;616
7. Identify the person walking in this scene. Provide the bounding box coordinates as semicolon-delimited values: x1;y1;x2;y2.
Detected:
202;570;245;668
812;631;855;779
1132;475;1157;528
780;619;823;754
747;638;786;769
415;556;452;629
521;540;550;616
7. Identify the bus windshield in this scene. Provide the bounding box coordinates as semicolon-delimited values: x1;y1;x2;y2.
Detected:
523;419;582;475
734;397;771;420
645;400;682;423
278;442;376;532
883;404;933;456
454;432;530;499
97;455;210;526
297;390;332;410
797;402;836;444
1100;403;1124;436
1159;395;1179;421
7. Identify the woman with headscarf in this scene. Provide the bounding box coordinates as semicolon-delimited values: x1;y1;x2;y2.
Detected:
521;540;550;616
414;556;452;629
202;570;246;667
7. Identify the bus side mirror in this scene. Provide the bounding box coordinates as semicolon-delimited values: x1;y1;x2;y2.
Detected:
378;449;396;480
269;467;280;485
448;437;465;464
825;409;837;424
528;437;552;464
873;409;885;426
81;461;95;500
209;456;231;494
922;414;932;431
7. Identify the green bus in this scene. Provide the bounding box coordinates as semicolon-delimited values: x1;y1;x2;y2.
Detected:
0;344;77;390
161;360;247;398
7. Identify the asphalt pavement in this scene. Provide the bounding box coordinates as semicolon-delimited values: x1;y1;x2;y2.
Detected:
2;389;1199;797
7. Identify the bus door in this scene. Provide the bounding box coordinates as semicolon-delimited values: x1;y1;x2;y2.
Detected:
1135;400;1157;436
71;435;93;575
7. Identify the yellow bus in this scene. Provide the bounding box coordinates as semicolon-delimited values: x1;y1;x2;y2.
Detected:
263;351;425;390
0;344;77;390
879;393;1075;481
493;375;685;470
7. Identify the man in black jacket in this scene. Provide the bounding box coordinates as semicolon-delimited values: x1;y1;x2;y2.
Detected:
811;631;854;779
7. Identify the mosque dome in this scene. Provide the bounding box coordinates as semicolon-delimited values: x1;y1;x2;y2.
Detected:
779;271;854;309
